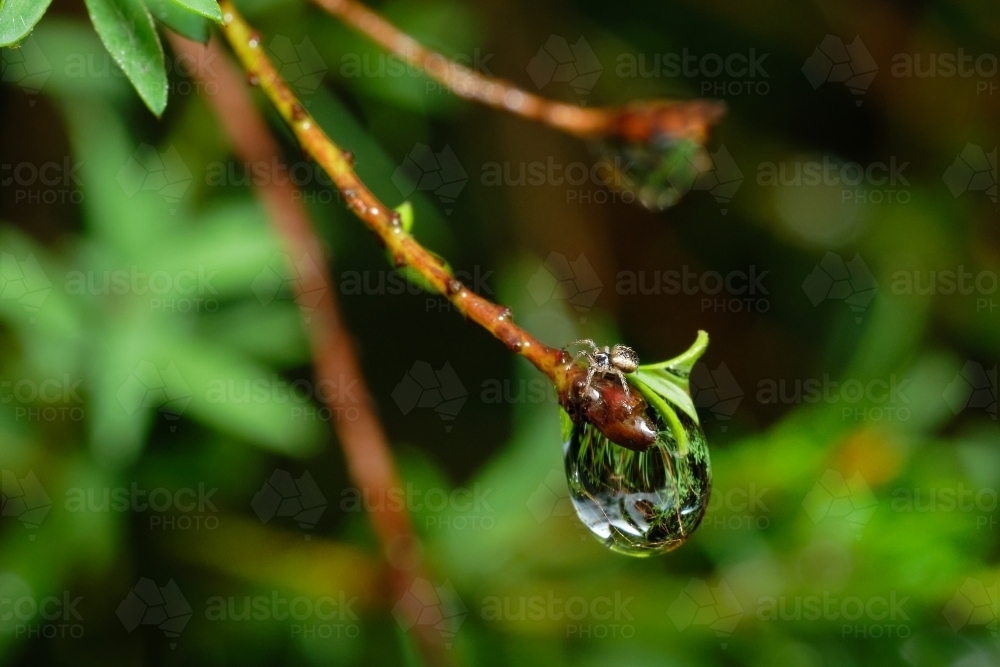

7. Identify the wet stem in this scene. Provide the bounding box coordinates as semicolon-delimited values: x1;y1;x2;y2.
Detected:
216;0;579;397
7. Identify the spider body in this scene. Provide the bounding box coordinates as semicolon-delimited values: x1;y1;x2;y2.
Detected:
566;339;639;400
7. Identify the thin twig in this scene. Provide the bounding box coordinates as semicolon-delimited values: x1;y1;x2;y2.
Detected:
217;0;577;395
312;0;726;143
168;33;453;665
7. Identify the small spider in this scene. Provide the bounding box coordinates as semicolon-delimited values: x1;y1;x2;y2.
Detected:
565;339;640;400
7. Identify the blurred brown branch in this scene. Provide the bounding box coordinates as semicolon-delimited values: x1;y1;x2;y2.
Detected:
168;33;453;666
313;0;725;143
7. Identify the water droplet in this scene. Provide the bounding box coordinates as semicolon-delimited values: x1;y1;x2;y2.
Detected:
596;136;704;212
564;406;711;556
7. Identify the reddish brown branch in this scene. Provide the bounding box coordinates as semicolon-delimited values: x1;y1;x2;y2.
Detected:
168;33;452;666
217;1;577;395
312;0;725;143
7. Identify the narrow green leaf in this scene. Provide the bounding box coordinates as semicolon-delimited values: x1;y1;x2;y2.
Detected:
395;201;414;233
627;330;709;426
631;377;689;455
84;0;168;116
167;0;221;22
0;0;55;47
145;0;210;43
559;408;573;442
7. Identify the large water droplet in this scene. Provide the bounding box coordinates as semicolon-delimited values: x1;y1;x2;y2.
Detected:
564;406;711;556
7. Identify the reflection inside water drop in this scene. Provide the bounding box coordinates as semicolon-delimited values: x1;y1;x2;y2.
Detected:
597;137;708;211
564;406;711;556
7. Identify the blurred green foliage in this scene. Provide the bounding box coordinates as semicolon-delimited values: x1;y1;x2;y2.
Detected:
1;0;998;666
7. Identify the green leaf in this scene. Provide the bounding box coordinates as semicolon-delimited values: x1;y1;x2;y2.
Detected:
627;330;709;453
394;201;414;233
166;0;221;22
628;330;708;425
144;0;210;43
559;408;573;442
84;0;168;116
0;0;55;46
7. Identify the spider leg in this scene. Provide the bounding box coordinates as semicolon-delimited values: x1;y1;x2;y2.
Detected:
613;370;632;413
567;339;599;352
584;365;597;393
569;350;591;368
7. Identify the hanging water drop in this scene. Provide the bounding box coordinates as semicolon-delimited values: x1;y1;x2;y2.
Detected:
563;403;711;556
593;100;726;211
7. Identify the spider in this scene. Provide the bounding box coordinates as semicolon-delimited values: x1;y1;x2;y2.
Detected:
565;339;640;400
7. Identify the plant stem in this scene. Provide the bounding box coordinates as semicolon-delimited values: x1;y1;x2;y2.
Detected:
218;0;574;392
169;31;453;666
311;0;726;144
